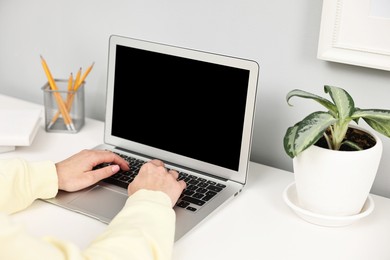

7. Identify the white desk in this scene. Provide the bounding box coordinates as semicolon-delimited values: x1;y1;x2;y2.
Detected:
2;94;390;260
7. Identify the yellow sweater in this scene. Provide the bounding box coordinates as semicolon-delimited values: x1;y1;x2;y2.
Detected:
0;158;175;260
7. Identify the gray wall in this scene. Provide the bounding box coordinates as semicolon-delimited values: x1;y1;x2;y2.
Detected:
1;0;390;197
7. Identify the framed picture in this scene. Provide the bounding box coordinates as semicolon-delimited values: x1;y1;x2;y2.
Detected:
317;0;390;71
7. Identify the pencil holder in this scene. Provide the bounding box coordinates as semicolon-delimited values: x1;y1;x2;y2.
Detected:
42;79;85;133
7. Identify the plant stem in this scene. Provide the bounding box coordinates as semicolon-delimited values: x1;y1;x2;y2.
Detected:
332;122;350;150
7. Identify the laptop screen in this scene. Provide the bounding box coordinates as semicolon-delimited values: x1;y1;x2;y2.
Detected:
105;35;259;183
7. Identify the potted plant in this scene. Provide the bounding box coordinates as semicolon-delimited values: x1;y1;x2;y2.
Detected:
283;85;390;219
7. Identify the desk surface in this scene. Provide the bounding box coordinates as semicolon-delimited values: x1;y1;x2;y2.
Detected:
2;94;390;260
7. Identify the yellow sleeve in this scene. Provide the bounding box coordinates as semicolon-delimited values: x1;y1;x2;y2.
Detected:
82;189;176;260
0;158;58;214
0;189;175;260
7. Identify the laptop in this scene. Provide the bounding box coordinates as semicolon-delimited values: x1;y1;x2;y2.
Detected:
45;35;259;241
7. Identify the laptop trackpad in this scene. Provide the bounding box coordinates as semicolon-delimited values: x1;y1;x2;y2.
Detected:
68;185;128;221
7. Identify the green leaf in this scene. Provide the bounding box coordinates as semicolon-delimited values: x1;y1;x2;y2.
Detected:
284;86;390;157
283;124;299;158
353;109;390;120
284;111;337;157
353;109;390;138
286;89;337;116
324;85;355;120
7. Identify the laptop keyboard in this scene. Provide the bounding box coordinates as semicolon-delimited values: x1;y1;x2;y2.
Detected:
96;151;227;212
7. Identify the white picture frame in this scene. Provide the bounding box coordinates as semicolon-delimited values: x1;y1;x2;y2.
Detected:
317;0;390;71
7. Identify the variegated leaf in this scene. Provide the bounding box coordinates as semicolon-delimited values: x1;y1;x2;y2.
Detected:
293;111;336;156
283;124;299;158
353;109;390;138
286;89;337;116
324;85;355;120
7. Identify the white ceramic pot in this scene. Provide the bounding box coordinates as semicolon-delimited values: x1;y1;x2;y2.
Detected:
293;125;383;216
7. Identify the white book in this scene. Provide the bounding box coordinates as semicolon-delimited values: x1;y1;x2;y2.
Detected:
0;108;42;152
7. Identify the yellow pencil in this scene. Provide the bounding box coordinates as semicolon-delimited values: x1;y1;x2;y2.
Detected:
49;73;74;126
40;56;75;131
65;67;82;114
74;62;94;91
67;72;73;91
66;72;74;109
74;67;82;90
66;63;93;120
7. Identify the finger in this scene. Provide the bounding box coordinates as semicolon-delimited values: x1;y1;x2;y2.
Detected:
168;169;179;179
64;164;121;192
178;180;187;190
90;164;121;183
148;159;164;167
94;150;129;170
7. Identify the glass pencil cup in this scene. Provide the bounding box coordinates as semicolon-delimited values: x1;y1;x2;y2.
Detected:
42;79;85;133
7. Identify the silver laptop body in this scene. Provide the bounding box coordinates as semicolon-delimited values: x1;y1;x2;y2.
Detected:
45;35;259;241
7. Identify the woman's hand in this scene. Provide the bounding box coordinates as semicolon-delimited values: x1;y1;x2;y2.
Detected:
55;149;129;192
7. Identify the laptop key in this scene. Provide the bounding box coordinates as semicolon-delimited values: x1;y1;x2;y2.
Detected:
207;185;223;192
99;151;228;212
181;196;206;206
186;206;197;212
177;201;190;208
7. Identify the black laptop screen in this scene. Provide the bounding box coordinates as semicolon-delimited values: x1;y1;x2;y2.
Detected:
111;44;249;171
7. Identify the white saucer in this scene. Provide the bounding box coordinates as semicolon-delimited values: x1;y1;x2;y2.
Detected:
283;182;374;227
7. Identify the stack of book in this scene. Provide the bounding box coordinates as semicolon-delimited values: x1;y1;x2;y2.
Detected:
0;108;42;153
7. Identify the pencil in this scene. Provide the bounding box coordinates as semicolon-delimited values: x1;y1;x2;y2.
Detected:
40;56;75;131
67;72;73;91
74;67;82;90
66;72;74;110
74;62;94;91
66;67;82;114
64;63;93;122
49;73;74;127
66;72;77;112
39;56;73;127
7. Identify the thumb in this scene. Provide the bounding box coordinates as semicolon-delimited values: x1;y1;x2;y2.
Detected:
92;164;121;182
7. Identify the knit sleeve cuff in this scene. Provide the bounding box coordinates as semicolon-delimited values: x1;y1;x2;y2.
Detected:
27;160;58;199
